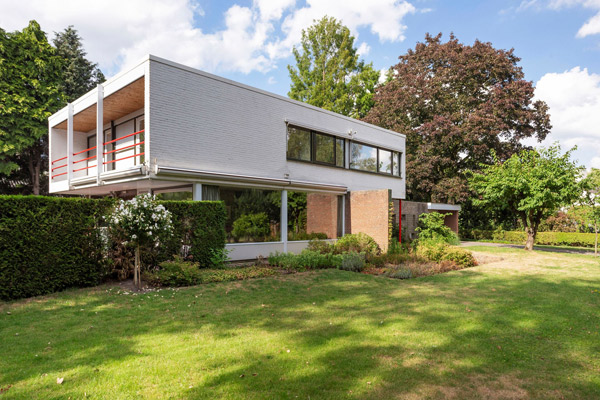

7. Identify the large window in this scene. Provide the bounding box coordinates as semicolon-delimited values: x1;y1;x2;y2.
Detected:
287;125;345;168
287;126;311;161
350;142;377;172
351;141;402;177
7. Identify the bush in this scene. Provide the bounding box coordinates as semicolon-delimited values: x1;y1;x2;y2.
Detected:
232;212;270;241
338;252;365;272
307;238;333;254
334;233;381;257
415;240;449;262
268;250;342;271
416;212;459;245
0;196;113;300
143;257;202;287
440;247;477;268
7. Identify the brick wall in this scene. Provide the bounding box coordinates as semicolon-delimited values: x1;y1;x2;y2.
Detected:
306;193;338;239
349;189;391;252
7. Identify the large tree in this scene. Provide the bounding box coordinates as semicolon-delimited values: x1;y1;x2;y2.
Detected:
364;33;551;204
469;145;582;251
0;21;65;195
53;26;105;102
288;16;379;118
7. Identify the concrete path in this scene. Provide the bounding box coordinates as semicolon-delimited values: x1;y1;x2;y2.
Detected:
461;241;598;256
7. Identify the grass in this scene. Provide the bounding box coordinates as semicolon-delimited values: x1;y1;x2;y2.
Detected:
1;246;599;399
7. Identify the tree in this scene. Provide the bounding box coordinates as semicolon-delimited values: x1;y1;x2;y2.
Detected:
579;168;600;256
364;33;551;204
469;145;582;251
288;16;380;118
0;21;65;195
53;26;105;102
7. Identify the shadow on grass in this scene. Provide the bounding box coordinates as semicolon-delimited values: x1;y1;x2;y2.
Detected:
1;262;599;398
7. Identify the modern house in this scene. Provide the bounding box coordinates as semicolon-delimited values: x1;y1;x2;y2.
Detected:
48;55;406;260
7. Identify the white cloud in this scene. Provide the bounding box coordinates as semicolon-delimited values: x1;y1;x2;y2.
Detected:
267;76;277;84
532;67;600;167
0;0;415;76
357;42;370;56
518;0;600;37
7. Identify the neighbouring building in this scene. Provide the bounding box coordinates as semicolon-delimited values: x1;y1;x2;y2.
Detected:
48;55;406;260
396;201;461;240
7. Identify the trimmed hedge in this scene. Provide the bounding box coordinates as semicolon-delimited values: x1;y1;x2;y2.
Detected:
159;200;227;266
0;196;227;301
462;229;598;248
0;196;112;300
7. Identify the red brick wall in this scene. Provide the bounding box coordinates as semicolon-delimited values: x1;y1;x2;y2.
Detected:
306;193;338;239
349;189;391;252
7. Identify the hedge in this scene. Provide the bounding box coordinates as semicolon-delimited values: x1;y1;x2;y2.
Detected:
0;196;226;301
462;229;598;248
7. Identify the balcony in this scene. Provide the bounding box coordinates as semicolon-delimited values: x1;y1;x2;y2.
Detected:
49;74;146;192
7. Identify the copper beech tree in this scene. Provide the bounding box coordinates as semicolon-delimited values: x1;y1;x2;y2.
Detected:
364;33;551;204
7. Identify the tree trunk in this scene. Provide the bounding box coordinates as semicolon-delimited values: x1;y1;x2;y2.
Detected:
134;245;141;289
524;226;536;251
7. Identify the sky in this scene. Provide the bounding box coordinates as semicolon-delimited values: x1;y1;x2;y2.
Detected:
1;0;600;168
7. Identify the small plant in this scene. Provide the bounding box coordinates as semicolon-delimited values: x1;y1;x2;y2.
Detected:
268;250;342;271
415;212;459;245
209;247;232;269
385;268;413;279
143;256;201;287
334;233;381;257
440;247;477;268
338;252;365;272
415;240;449;262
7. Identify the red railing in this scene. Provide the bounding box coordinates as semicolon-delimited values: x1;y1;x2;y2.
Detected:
51;129;144;180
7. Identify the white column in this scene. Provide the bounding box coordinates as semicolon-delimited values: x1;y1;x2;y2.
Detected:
193;183;203;201
281;189;288;252
96;84;104;183
67;103;74;186
341;193;346;236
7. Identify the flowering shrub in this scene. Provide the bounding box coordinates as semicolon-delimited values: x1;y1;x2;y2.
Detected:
107;194;173;288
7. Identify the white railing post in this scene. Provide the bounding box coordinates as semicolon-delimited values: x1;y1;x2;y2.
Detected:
96;84;104;183
281;189;288;252
67;103;73;186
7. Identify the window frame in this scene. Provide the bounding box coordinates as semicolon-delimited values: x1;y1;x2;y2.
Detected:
286;125;346;169
350;140;403;178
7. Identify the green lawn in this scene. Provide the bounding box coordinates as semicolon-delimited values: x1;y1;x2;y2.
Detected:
1;247;599;399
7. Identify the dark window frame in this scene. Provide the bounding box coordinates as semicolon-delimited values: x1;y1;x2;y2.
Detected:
286;125;346;169
350;140;403;178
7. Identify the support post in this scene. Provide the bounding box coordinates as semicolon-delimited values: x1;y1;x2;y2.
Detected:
67;103;74;186
341;193;346;236
398;199;402;243
281;189;288;252
96;84;104;183
193;183;203;201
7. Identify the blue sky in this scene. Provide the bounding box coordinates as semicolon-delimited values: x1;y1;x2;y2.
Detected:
1;0;599;167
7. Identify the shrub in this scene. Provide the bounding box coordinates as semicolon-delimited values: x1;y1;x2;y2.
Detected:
462;229;600;248
334;233;381;257
143;257;202;287
307;238;333;254
268;250;342;271
338;252;366;272
416;212;459;245
415;240;449;262
0;196;113;301
441;247;477;268
385;268;413;279
369;252;413;267
209;247;232;269
232;212;270;241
